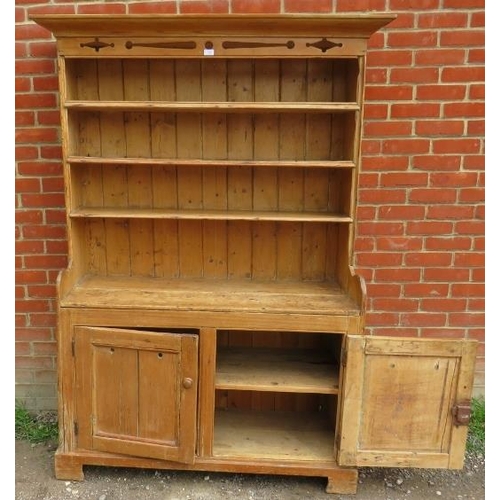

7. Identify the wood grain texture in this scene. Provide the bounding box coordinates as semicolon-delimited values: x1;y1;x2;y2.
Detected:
34;13;475;493
338;336;477;468
74;327;198;463
216;347;339;394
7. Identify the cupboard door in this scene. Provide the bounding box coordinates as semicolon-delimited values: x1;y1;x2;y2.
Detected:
75;326;198;464
337;335;477;469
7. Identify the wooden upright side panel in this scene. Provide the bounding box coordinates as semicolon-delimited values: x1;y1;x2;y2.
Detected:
338;336;477;469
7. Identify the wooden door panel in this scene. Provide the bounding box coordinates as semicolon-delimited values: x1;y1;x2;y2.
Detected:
75;326;198;463
338;336;477;469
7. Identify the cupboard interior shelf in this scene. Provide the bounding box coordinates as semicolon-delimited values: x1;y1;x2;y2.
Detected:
65;100;360;113
61;275;361;316
213;409;335;461
216;347;339;394
69;207;353;223
67;156;356;169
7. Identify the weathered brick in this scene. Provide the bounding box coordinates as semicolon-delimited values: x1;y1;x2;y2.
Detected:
416;85;466;101
364;121;412;136
362;156;409;171
392;103;441;118
76;3;126;14
179;0;229;13
378;205;426;220
357;252;403;266
469;84;485;100
390;67;439;83
440;29;485;47
359;188;406;204
449;313;485;327
468;48;485;63
390;0;439;8
427;204;475;220
433;139;481;154
337;0;386;10
405;252;452;266
418;12;468;28
420;298;468;312
380;172;428;187
366;50;413;67
412;155;461;171
409;188;457;204
284;0;332;12
415;119;464;135
443;0;485;7
441;66;485;83
365;85;413;101
429;172;478;187
400;312;446;327
372;298;419;311
381;138;431;154
425;236;472;251
232;0;281;12
387;31;438;48
375;268;422;282
128;2;177;13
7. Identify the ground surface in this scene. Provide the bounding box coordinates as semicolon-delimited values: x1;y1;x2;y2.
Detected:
15;439;485;500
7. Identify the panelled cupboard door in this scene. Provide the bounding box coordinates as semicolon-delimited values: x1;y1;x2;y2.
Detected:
338;335;477;469
74;326;198;464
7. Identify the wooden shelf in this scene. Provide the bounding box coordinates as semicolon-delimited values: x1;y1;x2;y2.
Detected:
216;347;339;394
69;207;352;223
213;409;335;461
65;100;360;113
67;156;356;169
61;275;361;317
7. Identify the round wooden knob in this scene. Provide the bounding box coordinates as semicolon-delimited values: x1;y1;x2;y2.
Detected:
183;378;193;389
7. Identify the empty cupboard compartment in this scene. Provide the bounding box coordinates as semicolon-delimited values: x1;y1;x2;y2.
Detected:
213;390;337;461
216;330;342;394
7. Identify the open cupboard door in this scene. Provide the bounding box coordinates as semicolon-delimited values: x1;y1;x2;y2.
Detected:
337;335;477;469
74;327;198;464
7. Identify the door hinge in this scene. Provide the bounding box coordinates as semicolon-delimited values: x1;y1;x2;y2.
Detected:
452;401;472;426
74;421;78;436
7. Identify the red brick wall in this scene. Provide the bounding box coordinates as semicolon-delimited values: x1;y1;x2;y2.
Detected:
15;0;485;411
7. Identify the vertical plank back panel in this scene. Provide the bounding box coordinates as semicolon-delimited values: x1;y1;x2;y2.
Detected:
123;61;154;277
202;60;229;278
150;60;180;278
252;60;279;281
226;60;253;279
97;60;131;276
70;60;108;276
176;60;203;278
276;60;306;281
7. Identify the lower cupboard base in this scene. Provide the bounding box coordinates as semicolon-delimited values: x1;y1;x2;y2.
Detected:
54;449;359;495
